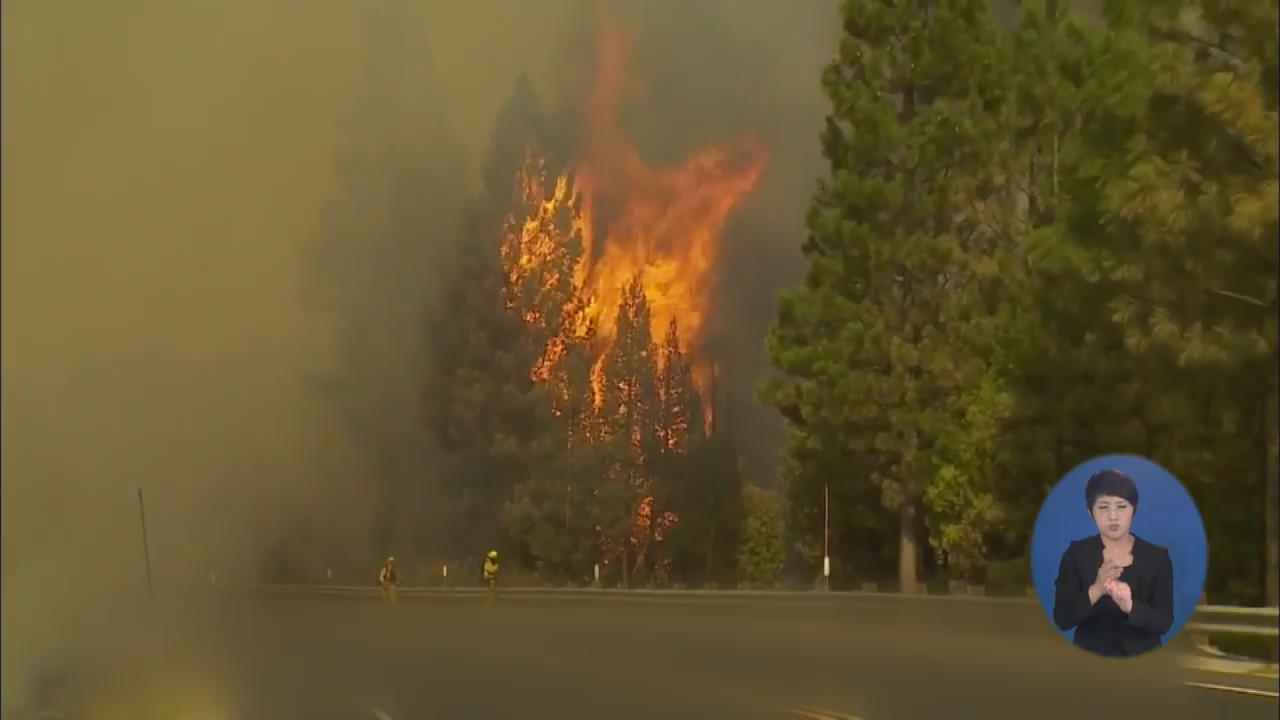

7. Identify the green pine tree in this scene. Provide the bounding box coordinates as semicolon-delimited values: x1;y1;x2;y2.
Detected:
776;422;892;587
1051;0;1279;603
738;485;787;589
978;0;1145;569
672;439;745;588
762;0;1012;594
423;75;559;559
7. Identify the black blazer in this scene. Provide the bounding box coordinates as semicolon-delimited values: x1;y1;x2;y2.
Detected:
1053;534;1174;657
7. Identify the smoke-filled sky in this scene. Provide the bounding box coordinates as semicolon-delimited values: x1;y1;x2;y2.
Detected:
2;0;836;693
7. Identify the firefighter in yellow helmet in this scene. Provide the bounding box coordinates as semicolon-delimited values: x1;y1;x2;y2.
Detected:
482;550;500;598
378;555;399;605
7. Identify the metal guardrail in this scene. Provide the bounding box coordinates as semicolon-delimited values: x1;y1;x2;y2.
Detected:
1187;605;1279;639
237;582;1279;634
239;583;1046;604
1181;605;1277;673
1186;623;1278;638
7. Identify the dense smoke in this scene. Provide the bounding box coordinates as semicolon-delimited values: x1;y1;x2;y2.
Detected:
2;0;836;707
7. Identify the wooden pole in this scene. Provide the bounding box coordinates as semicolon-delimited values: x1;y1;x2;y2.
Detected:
137;488;153;593
823;484;830;590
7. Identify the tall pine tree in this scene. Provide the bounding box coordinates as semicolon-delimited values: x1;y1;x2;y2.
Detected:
632;318;705;585
596;274;665;586
1050;0;1278;603
424;75;559;560
762;0;1012;593
493;111;605;584
977;0;1144;571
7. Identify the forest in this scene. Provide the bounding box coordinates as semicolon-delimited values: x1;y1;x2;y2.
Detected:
323;1;1276;606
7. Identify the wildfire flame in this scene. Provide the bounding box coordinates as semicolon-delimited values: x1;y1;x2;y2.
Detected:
500;15;765;580
502;20;766;425
575;19;768;422
500;151;592;383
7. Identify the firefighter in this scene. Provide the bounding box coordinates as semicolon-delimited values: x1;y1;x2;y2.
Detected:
482;550;499;600
378;556;399;604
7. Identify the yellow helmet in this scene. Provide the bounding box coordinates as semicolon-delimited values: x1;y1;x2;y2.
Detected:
387;556;396;564
487;550;498;560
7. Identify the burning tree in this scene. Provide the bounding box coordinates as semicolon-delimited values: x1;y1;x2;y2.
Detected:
429;18;765;586
423;75;561;559
499;150;593;385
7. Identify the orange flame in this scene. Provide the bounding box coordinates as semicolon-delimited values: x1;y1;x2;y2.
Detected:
500;151;592;383
503;18;765;421
501;15;765;580
575;18;767;419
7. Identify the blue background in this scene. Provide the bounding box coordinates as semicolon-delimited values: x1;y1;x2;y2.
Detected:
1029;454;1209;646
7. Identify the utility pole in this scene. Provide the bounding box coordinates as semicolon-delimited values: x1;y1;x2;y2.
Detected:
721;372;732;439
823;484;830;591
137;488;153;593
709;362;718;437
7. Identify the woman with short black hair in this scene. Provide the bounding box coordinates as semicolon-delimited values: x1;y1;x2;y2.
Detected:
1052;470;1175;657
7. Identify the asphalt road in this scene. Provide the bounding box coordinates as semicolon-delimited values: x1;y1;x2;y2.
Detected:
13;590;1279;719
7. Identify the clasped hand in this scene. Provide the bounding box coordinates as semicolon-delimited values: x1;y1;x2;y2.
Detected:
1094;559;1133;613
1103;578;1133;613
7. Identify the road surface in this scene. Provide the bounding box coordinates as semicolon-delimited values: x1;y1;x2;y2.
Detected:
12;590;1278;719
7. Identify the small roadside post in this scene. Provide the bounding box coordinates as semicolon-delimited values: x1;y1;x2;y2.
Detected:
823;484;831;592
137;488;153;594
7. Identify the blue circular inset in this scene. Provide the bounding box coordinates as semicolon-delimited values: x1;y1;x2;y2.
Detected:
1029;454;1209;649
